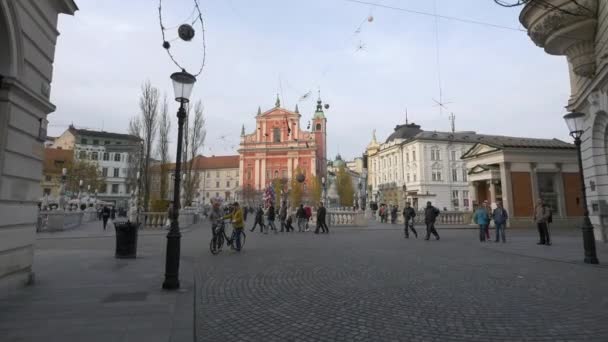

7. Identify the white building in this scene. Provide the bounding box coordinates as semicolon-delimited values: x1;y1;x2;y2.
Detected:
0;0;78;293
519;1;608;241
367;123;473;211
51;126;141;208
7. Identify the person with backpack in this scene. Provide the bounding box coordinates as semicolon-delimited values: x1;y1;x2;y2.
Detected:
296;204;306;232
423;201;440;241
492;200;509;243
250;205;266;232
534;199;552;245
474;203;490;242
402;202;418;238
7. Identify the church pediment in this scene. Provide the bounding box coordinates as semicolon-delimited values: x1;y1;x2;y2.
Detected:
260;107;300;118
461;143;501;159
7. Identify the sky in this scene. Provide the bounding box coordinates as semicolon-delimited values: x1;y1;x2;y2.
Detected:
49;0;572;161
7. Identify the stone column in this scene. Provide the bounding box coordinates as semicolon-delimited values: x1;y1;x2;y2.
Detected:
260;159;267;188
500;162;514;221
469;182;478;207
488;181;497;209
287;157;293;180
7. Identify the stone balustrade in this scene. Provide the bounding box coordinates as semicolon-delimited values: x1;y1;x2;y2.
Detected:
138;212;169;228
37;210;84;232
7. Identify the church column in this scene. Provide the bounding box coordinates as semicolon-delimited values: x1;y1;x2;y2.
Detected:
287;157;293;180
254;159;260;190
311;157;316;176
500;162;514;224
261;159;267;188
294;157;299;172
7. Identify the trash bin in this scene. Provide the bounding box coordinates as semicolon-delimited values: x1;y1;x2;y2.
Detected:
114;221;139;259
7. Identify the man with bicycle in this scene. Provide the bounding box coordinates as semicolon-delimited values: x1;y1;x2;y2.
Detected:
402;202;418;239
226;202;245;251
209;199;224;241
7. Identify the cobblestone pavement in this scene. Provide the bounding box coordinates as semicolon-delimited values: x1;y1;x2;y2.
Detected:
195;223;608;341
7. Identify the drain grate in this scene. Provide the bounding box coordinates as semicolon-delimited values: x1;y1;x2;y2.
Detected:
102;291;148;303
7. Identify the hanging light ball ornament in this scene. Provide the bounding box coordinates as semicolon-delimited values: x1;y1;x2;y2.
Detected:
368;15;374;22
163;41;171;50
296;174;306;183
178;24;195;41
324;104;330;110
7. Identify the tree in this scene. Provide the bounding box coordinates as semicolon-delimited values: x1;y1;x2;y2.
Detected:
66;160;104;195
290;167;304;207
156;94;171;200
126;117;143;199
138;81;159;211
272;178;288;205
182;100;206;206
336;166;355;207
311;175;322;205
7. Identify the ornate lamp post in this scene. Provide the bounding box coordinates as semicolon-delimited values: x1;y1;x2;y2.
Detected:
563;112;599;264
60;168;67;210
321;176;327;206
163;70;196;290
78;179;84;209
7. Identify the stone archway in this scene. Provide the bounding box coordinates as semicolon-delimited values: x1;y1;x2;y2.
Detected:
0;1;19;78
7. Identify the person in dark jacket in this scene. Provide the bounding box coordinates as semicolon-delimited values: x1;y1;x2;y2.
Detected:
423;201;440;241
285;209;295;232
391;205;398;224
315;202;329;234
304;205;312;231
492;200;509;243
267;203;277;234
279;201;288;232
101;206;111;230
402;202;418;238
250;205;266;232
296;204;306;232
110;206;116;220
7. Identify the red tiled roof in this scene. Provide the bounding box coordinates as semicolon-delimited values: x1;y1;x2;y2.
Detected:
43;148;73;173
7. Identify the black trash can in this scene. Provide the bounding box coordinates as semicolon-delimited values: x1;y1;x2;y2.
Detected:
114;221;139;259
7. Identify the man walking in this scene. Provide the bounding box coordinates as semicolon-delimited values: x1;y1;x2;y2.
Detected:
101;205;110;230
267;202;277;234
296;204;306;232
279;201;287;232
493;201;509;243
250;205;266;232
534;199;551;245
402;202;418;238
424;201;440;241
315;202;329;234
304;204;312;232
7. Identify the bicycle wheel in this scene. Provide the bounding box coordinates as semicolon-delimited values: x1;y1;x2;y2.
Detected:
229;230;246;251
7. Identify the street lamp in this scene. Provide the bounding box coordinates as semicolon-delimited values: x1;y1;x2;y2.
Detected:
563;112;599;264
321;176;327;206
163;70;196;290
61;168;67;210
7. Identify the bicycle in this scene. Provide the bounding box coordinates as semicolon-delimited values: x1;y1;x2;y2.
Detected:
210;220;247;255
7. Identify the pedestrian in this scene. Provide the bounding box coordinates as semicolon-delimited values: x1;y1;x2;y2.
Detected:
304;204;312;232
534;199;551;245
250;205;266;232
226;202;244;252
423;201;440;241
208;199;223;240
402;202;418;238
279;201;288;232
243;206;248;222
315;202;329;234
296;204;306;232
110;206;116;220
101;205;110;230
492;200;509;243
391;205;398;224
267;202;277;234
482;200;492;240
285;210;295;232
474;204;490;242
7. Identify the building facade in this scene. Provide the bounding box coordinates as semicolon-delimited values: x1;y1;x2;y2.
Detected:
238;97;327;195
51;126;141;208
519;0;608;241
462;139;582;227
367;123;474;211
0;0;77;292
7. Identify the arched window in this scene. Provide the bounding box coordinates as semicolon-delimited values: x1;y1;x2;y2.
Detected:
273;128;281;142
316;123;322;131
274;170;279;179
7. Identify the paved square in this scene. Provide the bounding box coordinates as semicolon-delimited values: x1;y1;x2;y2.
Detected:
195;224;608;341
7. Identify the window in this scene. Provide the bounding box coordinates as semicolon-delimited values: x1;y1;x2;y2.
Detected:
412;151;416;161
451;151;456;161
91;152;98;160
100;183;107;193
462;169;468;182
316;123;322;131
104;141;110;145
207;172;210;178
114;153;121;162
413;174;417;182
406;153;409;162
431;149;441;161
452;190;459;208
452;169;458;182
274;170;279;179
93;140;99;145
216;171;220;178
103;152;109;161
79;151;87;159
216;182;220;188
81;138;88;145
432;171;442;181
111;184;119;194
43;188;51;196
282;170;287;179
226;181;230;187
406;174;410;182
273;128;281;143
463;191;470;208
102;168;108;177
113;168;119;177
45;175;52;182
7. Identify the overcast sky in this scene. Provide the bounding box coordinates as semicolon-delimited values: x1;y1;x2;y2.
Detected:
49;0;572;161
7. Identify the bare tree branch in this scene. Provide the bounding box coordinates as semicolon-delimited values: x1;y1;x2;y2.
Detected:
138;80;159;211
182;100;206;206
156;94;171;200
